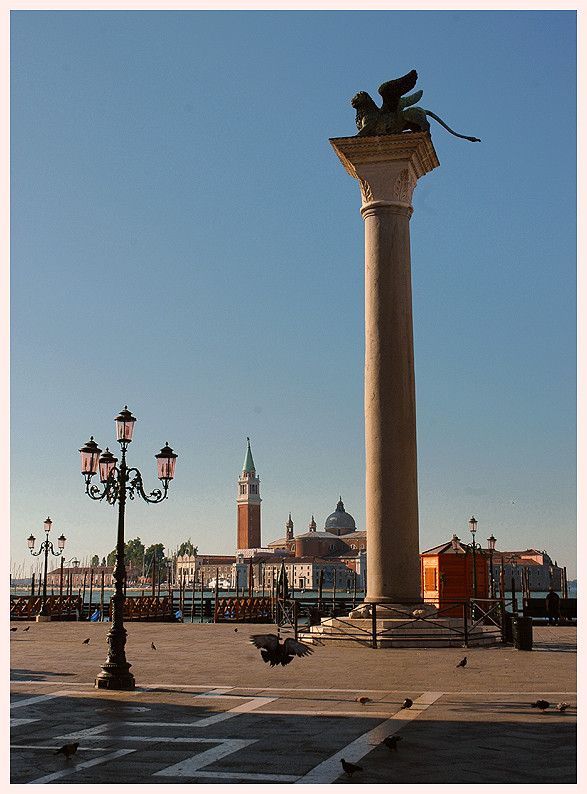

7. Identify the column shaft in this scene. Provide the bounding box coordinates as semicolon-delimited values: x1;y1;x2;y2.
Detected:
363;203;420;603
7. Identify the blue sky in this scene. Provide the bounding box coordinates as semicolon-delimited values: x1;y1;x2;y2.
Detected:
10;10;577;579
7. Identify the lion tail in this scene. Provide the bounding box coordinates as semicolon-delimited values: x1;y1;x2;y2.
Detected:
425;110;480;142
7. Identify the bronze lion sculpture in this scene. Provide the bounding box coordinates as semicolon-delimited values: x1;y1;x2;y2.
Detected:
351;70;480;142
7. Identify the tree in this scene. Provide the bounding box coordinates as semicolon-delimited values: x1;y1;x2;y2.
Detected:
90;555;100;567
107;537;145;569
145;543;165;569
178;539;198;557
101;557;106;567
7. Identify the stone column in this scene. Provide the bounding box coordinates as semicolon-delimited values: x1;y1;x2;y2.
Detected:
330;133;439;606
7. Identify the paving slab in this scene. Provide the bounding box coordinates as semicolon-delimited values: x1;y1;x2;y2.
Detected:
10;620;577;784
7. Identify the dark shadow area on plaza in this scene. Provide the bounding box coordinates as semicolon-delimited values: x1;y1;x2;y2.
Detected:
11;692;577;785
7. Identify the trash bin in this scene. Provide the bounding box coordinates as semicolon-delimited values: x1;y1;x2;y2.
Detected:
502;611;514;644
512;616;533;650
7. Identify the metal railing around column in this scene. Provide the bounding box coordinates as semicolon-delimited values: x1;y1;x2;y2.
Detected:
299;598;516;648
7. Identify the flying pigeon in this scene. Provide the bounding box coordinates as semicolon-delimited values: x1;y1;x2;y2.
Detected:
383;735;403;751
250;634;313;667
341;758;363;777
456;656;467;668
151;642;156;650
531;700;550;711
401;698;413;709
356;696;372;704
82;638;90;644
557;702;571;712
54;742;79;759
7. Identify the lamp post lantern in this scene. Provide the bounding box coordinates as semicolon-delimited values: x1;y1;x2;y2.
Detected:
487;533;497;598
28;517;66;620
79;406;177;690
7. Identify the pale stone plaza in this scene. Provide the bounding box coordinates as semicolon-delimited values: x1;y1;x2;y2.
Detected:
10;621;576;784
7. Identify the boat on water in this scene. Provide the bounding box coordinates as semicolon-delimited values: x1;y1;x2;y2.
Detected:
208;577;231;590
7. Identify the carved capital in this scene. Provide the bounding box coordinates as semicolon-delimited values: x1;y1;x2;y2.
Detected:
330;132;438;209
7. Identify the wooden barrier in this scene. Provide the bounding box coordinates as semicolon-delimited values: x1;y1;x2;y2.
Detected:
523;597;576;622
214;596;273;623
109;595;175;621
10;596;82;621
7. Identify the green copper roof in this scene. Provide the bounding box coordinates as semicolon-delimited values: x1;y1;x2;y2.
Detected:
243;437;255;473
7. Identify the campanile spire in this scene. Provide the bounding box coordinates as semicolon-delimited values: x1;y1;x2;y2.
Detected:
237;438;261;549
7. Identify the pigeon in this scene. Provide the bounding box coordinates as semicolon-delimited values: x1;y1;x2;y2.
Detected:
23;626;30;631
557;702;571;712
54;742;79;759
401;698;413;709
531;700;550;711
356;696;372;704
383;735;403;751
250;634;313;667
151;642;156;650
82;638;90;644
341;758;363;777
456;656;467;668
10;627;17;632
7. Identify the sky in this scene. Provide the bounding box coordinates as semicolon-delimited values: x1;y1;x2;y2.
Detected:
9;9;577;580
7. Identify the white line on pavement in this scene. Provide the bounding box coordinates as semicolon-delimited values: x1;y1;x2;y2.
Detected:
10;692;71;709
25;748;136;784
294;691;444;784
10;718;40;727
153;738;257;777
183;770;300;781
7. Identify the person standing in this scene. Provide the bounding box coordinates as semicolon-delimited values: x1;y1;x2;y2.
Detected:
546;586;561;625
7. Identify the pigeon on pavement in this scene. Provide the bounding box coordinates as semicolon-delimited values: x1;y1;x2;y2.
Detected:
54;742;79;759
151;642;156;650
250;634;313;667
23;626;30;631
356;696;372;704
341;759;363;777
383;735;403;751
401;698;413;709
10;627;17;632
557;702;571;712
456;656;467;668
531;700;550;711
82;638;90;644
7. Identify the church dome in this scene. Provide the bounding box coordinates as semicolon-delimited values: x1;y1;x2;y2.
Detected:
324;497;356;534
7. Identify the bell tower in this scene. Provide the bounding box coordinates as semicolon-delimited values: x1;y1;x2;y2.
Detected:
237;438;261;549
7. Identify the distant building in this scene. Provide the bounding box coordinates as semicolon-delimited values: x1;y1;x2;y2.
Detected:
236;438;261;549
491;549;563;592
175;554;236;587
265;498;367;588
46;562;141;588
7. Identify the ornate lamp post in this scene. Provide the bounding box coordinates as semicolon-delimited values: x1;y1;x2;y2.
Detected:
79;406;177;690
469;516;478;618
28;517;66;620
487;533;497;598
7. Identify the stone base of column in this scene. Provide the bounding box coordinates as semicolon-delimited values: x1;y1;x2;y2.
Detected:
299;611;500;648
348;602;437;619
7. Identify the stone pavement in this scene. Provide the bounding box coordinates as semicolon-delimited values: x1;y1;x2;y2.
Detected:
10;620;577;784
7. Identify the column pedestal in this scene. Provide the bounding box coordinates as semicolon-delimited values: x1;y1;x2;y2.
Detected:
330;133;439;609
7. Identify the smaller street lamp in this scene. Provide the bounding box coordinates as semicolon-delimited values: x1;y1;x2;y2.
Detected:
28;517;66;620
469;516;478;619
487;533;497;598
